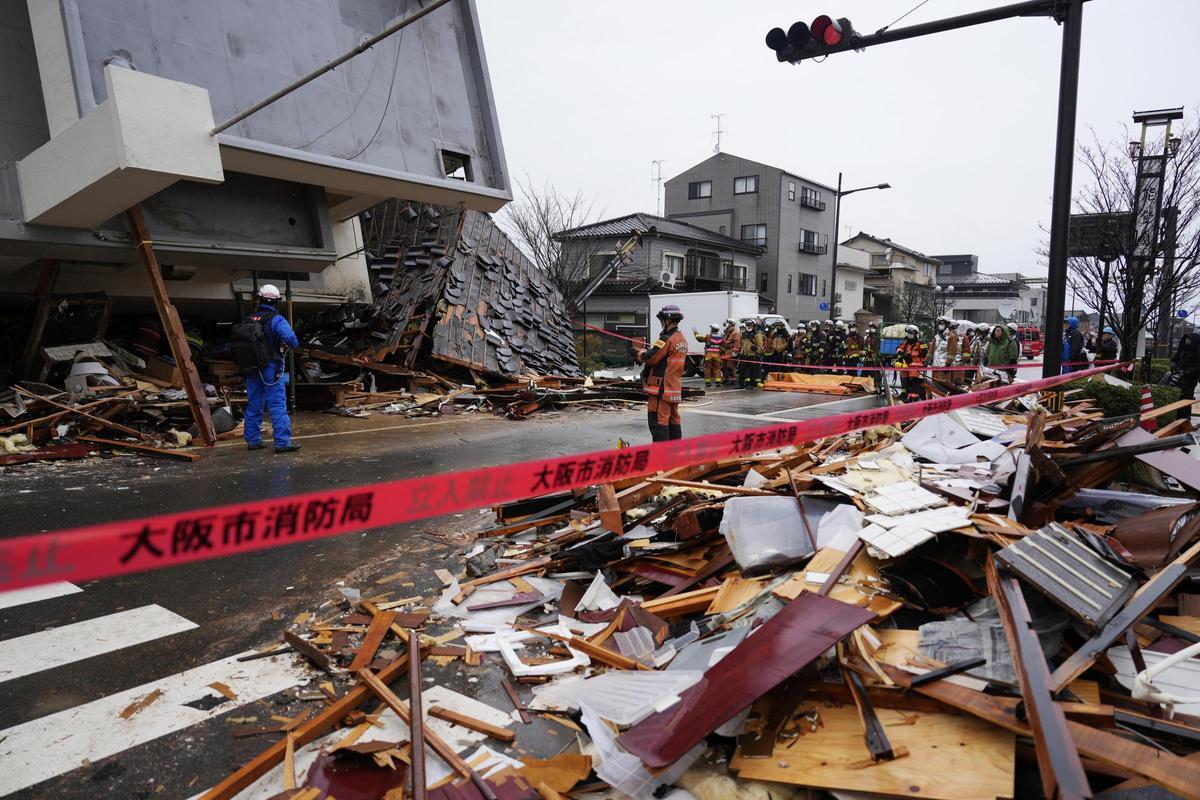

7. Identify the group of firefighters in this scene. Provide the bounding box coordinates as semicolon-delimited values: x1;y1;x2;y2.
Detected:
632;305;1038;441
693;317;885;389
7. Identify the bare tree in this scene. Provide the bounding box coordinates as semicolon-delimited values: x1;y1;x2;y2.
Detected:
890;281;936;326
1064;114;1200;358
499;177;606;311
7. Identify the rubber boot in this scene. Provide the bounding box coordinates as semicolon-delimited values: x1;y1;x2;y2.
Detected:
668;423;683;441
647;412;669;442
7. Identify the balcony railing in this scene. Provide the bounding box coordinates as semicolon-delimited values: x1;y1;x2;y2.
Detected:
799;238;828;255
800;194;826;211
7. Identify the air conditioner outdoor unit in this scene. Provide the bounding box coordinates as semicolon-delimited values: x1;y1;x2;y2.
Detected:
660;271;677;288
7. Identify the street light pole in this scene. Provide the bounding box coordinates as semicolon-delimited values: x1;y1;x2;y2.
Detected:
1041;0;1084;379
828;177;891;321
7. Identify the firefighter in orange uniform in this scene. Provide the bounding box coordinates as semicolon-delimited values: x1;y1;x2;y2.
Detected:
893;324;928;402
635;305;689;441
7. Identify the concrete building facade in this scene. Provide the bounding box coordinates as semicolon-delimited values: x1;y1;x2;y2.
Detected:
0;0;508;311
663;152;836;325
843;232;940;320
933;253;1043;325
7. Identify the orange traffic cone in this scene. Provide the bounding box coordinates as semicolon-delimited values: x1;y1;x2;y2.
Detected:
1140;385;1157;432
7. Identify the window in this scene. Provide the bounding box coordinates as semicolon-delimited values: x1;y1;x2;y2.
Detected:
688;181;712;199
788;181;796;201
740;224;767;247
718;225;726;236
787;274;793;293
798;273;816;296
441;150;472;181
663;253;684;277
845;279;858;290
938;263;952;273
801;187;825;210
924;264;933;277
734;175;759;194
588;252;615;277
760;272;769;292
821;279;827;297
870;253;890;267
724;261;748;288
1031;296;1038;307
799;229;827;254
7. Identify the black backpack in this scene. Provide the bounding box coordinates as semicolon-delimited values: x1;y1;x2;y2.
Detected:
229;309;277;370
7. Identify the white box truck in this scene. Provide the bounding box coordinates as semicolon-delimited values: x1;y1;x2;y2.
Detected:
649;291;761;375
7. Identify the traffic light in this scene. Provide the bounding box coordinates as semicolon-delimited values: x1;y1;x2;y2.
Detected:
766;15;859;62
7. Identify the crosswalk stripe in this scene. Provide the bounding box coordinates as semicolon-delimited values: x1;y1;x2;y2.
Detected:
0;604;197;684
0;650;309;797
0;581;82;611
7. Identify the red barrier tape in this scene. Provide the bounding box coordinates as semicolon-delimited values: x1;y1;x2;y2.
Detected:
0;363;1119;592
575;321;1114;373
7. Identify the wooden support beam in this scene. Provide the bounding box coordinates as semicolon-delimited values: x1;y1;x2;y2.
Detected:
18;260;60;378
200;656;410;799
77;435;200;462
355;667;473;779
427;705;516;744
348;610;396;672
126;206;216;446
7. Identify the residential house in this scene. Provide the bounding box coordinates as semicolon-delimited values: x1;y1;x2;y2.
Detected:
842;232;940;321
1;0;508;312
662;152;836;325
933;254;1043;325
834;245;870;323
556;212;763;362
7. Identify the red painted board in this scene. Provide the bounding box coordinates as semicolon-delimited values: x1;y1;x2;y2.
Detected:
617;592;873;768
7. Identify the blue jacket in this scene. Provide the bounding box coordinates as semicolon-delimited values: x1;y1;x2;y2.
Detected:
255;303;299;381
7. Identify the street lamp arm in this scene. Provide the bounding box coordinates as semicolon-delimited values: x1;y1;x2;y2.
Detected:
839;183;892;197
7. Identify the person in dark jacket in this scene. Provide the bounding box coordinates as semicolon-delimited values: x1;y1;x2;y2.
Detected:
1172;332;1200;402
1061;316;1085;373
1096;326;1119;363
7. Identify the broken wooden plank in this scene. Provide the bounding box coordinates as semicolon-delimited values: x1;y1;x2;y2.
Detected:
348;610;397;672
428;705;516;743
77;435;200;462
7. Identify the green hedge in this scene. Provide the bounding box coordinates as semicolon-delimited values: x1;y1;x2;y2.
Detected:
1064;377;1185;422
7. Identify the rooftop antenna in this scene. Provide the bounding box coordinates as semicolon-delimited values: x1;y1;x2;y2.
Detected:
650;159;666;215
711;114;726;153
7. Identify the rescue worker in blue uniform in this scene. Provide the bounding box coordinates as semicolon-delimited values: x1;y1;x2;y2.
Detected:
244;284;301;453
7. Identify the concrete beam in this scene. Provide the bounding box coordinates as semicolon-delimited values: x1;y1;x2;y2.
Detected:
17;66;223;228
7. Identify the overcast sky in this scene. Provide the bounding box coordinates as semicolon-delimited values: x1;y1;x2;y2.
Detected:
476;0;1200;297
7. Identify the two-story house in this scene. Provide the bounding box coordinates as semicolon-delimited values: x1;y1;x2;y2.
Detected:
662;153;836;325
933;254;1043;325
842;232;941;320
556;212;762;361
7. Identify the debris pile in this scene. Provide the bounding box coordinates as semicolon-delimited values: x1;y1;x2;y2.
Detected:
0;341;237;465
203;377;1200;799
300;203;659;418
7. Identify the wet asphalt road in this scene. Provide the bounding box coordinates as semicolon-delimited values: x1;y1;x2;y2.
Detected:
0;380;881;799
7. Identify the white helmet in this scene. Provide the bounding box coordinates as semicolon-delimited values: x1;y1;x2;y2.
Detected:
904;324;920;337
977;322;990;334
947;320;959;330
257;284;281;301
710;324;720;333
835;320;847;332
809;320;821;329
724;318;736;327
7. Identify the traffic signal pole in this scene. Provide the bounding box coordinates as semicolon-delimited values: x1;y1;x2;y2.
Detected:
1041;0;1084;379
768;0;1091;378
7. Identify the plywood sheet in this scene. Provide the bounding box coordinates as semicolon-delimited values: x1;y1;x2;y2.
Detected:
731;704;1015;800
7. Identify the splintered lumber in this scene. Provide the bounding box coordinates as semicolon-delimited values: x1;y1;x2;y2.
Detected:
77;435;200;462
200;656;411;800
731;703;1013;800
651;478;779;497
283;631;333;673
126;206;216;446
13;386;150;441
348;610;397;672
639;585;723;618
429;705;517;743
876;662;1200;800
408;629;427;800
596;483;623;534
452;556;551;604
988;559;1090;799
514;624;648;671
355;668;473;779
